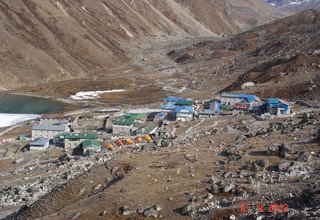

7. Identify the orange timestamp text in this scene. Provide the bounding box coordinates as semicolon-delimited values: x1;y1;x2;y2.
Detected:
240;203;289;213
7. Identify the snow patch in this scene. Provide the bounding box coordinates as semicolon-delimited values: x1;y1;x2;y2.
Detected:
70;90;125;100
0;114;39;128
241;82;255;89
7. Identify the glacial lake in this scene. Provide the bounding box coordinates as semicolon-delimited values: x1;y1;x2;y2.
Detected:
0;93;75;114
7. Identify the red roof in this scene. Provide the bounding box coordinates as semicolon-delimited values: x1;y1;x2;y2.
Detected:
234;104;250;109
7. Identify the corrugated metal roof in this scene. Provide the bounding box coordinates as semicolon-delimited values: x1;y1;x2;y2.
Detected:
30;137;50;146
221;93;260;102
135;123;158;134
164;96;193;103
112;113;147;126
176;99;194;106
164;96;182;102
160;102;176;110
266;98;279;104
82;139;100;149
32;124;68;131
267;98;289;106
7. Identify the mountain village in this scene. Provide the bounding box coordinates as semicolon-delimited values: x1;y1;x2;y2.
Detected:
22;93;292;156
0;1;319;218
1;91;306;219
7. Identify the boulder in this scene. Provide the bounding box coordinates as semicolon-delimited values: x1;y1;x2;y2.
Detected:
255;160;269;168
223;144;245;157
222;184;235;193
268;143;292;158
210;184;220;194
161;140;172;148
223;171;232;179
154;204;162;211
267;143;280;156
137;208;145;214
143;207;158;218
120;206;131;216
210;174;220;184
297;152;312;162
278;162;292;172
220;198;233;207
181;203;197;217
235;135;247;144
254;171;264;179
279;143;292;158
317;129;320;141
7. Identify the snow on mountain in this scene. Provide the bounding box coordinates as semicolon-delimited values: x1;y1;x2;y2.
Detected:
265;0;320;13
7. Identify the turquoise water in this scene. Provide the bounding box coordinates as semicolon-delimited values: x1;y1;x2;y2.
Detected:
0;93;69;114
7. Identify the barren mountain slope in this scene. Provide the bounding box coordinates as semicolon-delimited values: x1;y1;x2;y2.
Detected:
0;0;282;91
228;0;287;29
167;9;320;102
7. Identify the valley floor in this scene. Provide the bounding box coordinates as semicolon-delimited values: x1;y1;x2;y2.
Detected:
0;104;319;220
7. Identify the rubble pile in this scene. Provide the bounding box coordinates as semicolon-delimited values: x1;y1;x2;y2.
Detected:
0;178;53;208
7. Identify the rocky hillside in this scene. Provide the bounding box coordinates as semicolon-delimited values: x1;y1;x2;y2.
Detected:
0;0;282;91
228;0;286;29
167;9;320;101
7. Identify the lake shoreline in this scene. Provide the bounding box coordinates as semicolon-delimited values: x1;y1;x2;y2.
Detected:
6;91;126;113
1;91;83;113
0;92;79;115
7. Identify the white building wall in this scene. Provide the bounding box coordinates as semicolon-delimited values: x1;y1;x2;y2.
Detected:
30;143;49;150
176;113;193;121
221;97;242;106
112;125;135;134
32;127;70;140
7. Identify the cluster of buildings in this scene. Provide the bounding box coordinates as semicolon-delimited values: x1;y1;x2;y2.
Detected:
110;93;291;135
27;93;291;156
29;114;102;156
158;93;291;120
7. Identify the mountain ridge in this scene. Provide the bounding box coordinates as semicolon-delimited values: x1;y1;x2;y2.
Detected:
264;0;320;12
0;0;283;91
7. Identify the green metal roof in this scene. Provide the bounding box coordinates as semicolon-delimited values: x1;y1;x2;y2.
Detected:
176;99;194;106
222;105;233;111
64;133;98;140
135;123;158;134
82;139;101;149
112;113;147;126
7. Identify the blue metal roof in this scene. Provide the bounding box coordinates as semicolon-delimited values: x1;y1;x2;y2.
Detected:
267;98;289;106
221;93;260;102
266;98;280;104
164;96;183;103
174;106;194;113
160;102;176;110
